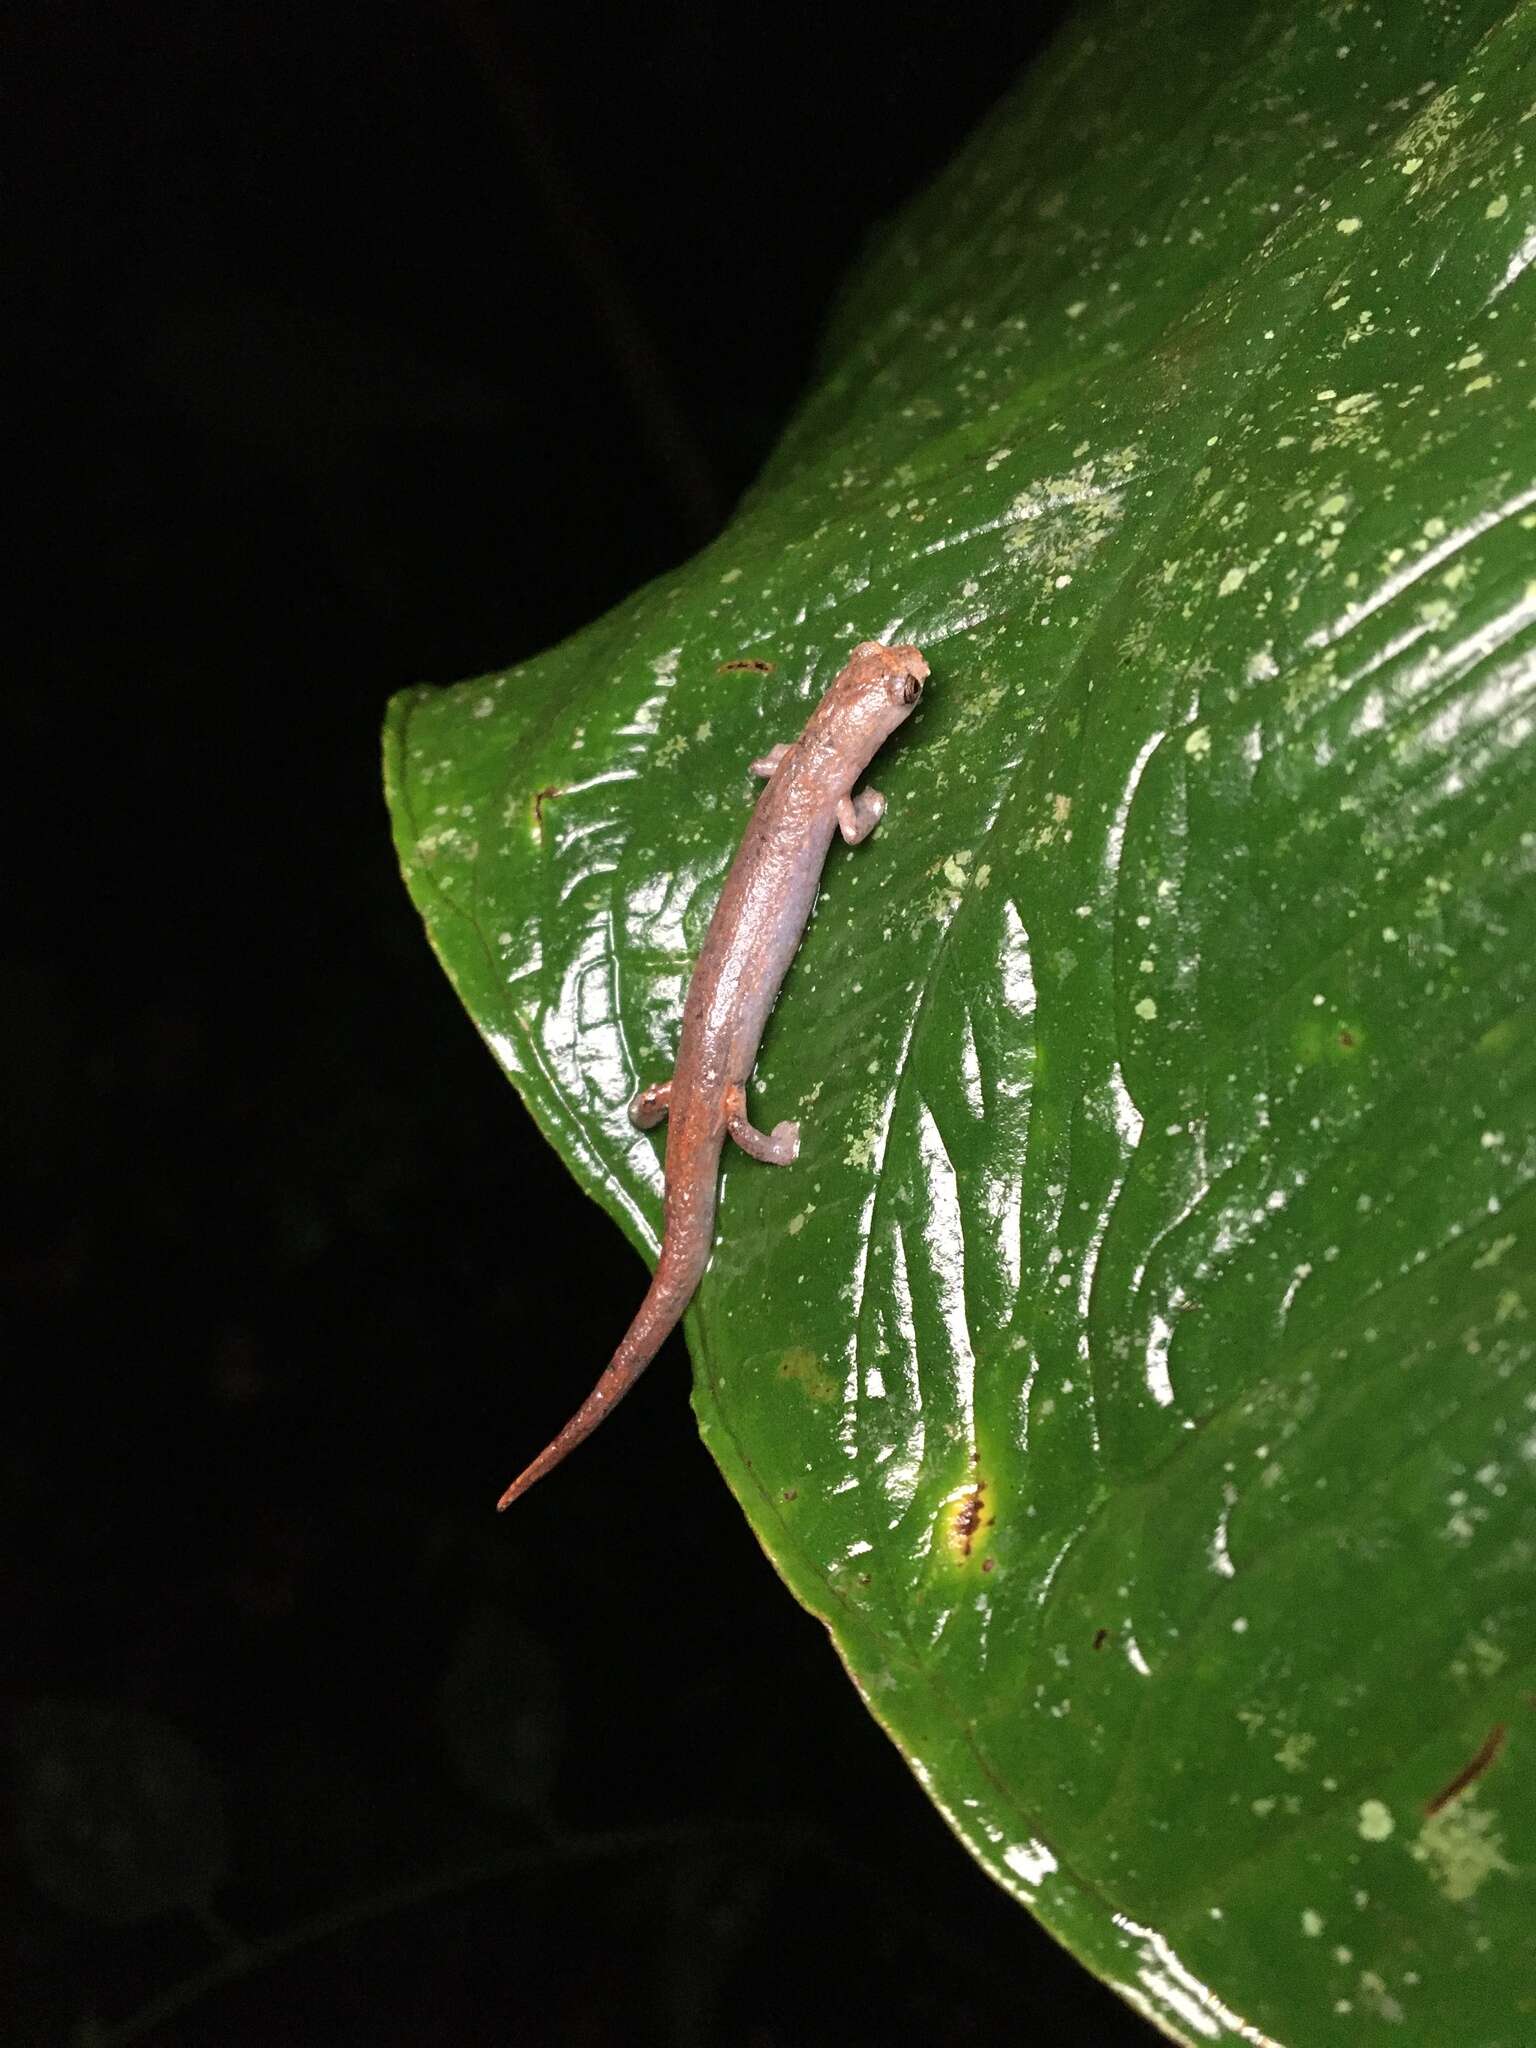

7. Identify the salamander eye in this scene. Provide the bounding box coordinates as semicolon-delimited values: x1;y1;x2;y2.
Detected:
901;673;923;705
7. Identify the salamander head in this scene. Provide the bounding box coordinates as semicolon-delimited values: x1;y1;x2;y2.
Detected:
837;638;930;738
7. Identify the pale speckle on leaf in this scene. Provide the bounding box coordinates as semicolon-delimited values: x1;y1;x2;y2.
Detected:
1412;1798;1512;1902
1357;1799;1394;1842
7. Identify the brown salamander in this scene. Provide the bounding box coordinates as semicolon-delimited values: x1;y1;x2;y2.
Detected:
497;637;929;1508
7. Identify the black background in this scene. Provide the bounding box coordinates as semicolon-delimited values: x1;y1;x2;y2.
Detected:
9;2;1157;2041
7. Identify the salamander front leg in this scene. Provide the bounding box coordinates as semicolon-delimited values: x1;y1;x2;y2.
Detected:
723;1084;799;1164
837;787;885;845
750;743;792;779
628;1079;673;1130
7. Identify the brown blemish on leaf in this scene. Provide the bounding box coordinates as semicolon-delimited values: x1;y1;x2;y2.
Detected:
531;785;564;838
1338;1028;1356;1048
1426;1724;1507;1815
947;1479;991;1561
781;1488;797;1503
777;1347;838;1402
980;1556;995;1573
1093;1627;1110;1650
718;658;775;673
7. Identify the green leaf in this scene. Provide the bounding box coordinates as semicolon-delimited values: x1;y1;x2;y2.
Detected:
384;2;1536;2039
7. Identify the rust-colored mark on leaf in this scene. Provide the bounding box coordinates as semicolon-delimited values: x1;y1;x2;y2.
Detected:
718;658;775;673
981;1556;996;1573
1426;1724;1508;1815
948;1480;990;1560
1338;1028;1356;1048
531;784;564;838
781;1488;797;1503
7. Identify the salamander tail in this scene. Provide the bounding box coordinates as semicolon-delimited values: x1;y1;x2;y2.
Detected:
495;1248;699;1509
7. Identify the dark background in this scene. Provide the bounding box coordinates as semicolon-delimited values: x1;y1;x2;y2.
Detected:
9;3;1153;2042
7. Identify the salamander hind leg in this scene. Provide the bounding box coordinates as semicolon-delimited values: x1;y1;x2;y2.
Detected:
837;787;885;845
724;1084;799;1164
628;1078;673;1130
750;743;792;779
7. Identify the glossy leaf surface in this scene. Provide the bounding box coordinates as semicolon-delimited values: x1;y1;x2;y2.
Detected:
385;3;1536;2038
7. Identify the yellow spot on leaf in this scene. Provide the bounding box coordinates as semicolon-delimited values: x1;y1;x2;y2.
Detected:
777;1347;838;1403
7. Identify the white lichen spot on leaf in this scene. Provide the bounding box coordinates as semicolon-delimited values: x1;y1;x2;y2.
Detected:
1411;1797;1513;1903
1276;1732;1317;1774
1002;448;1140;584
844;1089;886;1173
1357;1799;1395;1842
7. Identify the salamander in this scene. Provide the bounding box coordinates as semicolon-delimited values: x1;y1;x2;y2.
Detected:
497;637;929;1508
